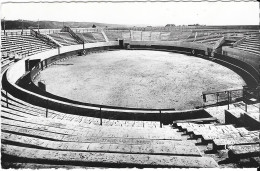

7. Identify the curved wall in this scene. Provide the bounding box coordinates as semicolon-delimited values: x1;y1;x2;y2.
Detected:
3;40;259;123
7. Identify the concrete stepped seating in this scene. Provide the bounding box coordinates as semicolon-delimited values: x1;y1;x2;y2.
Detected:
1;111;183;145
122;32;131;40
198;37;221;44
2;162;101;169
228;144;260;161
242;40;260;45
150;32;161;41
1;35;52;57
239;44;260;51
172;117;218;125
1;144;219;168
234;47;260;56
2;92;161;128
75;33;92;43
58;33;79;45
1;58;12;65
1;132;201;156
212;136;259;151
1;99;220;168
48;33;71;46
174;122;259;150
1;60;14;72
1;110;181;140
92;32;106;42
104;31;123;41
80;33;97;43
168;32;192;41
141;32;151;41
160;32;171;41
234;35;260;55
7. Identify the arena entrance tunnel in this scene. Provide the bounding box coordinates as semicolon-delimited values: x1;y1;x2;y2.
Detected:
2;40;260;125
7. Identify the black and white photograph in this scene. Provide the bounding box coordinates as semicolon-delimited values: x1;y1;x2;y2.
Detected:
0;0;259;169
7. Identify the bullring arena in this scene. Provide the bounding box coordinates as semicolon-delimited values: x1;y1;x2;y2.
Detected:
34;50;244;110
1;24;260;168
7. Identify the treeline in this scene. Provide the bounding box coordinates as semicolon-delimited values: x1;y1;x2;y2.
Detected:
1;20;127;30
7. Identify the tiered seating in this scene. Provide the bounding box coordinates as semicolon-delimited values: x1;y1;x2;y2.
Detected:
1;90;219;168
173;122;259;151
1;91;161;128
104;31;123;41
1;34;53;58
131;31;142;41
150;32;161;41
48;33;79;46
185;32;209;41
1;52;14;72
140;31;151;41
192;34;224;45
122;31;131;40
76;32;97;43
160;32;171;41
91;32;106;42
168;31;192;41
233;35;260;55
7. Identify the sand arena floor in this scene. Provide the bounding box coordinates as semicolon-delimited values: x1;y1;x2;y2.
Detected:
34;50;245;110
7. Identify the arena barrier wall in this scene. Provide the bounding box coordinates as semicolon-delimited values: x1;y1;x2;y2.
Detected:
127;41;259;87
3;40;259;123
222;46;260;77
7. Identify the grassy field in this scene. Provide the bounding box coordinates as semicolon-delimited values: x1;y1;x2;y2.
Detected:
34;50;245;110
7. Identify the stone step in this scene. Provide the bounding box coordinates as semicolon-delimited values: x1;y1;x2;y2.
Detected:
2;132;201;156
1;144;219;168
228;144;260;160
2;96;161;128
2;162;101;169
212;137;259;150
1;121;183;145
172;117;218;125
1;110;181;140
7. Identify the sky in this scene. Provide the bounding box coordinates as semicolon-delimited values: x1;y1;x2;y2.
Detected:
0;0;259;26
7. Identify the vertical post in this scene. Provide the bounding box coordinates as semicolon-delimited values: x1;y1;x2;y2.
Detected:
159;110;162;128
21;19;23;35
100;108;102;126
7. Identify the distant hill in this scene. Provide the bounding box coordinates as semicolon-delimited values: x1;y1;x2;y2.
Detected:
1;20;129;30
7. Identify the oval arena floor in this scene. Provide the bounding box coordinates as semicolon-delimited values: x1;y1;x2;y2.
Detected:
34;50;245;110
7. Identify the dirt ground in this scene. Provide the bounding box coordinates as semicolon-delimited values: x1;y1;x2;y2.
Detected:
34;50;245;110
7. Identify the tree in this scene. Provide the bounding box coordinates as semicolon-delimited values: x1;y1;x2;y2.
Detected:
92;24;96;28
